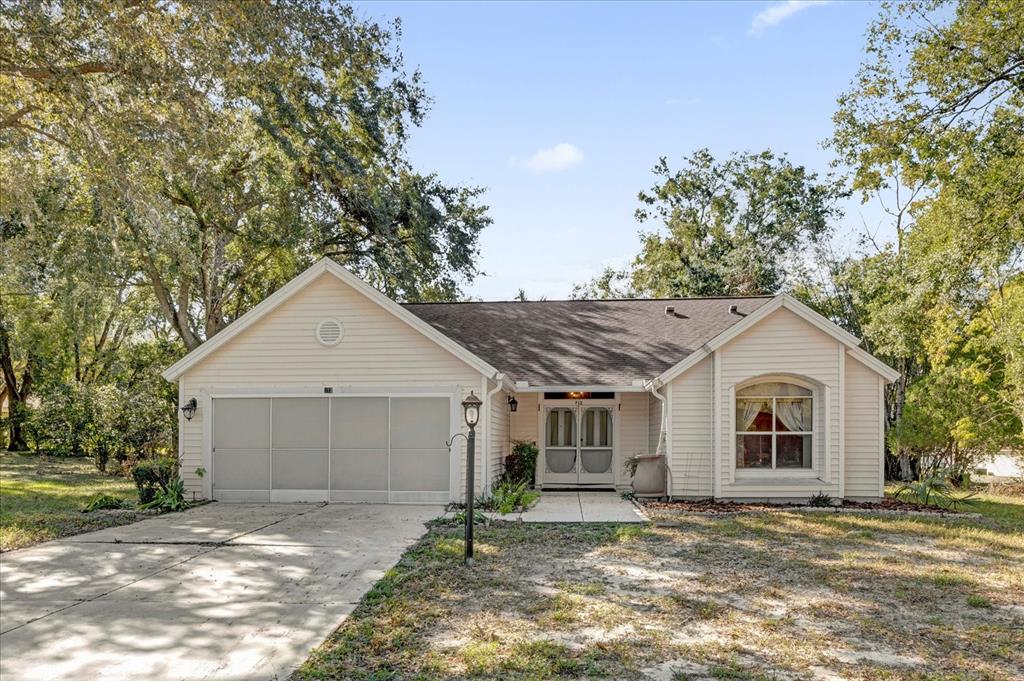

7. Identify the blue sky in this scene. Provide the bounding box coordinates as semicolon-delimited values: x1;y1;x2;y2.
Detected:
352;1;886;300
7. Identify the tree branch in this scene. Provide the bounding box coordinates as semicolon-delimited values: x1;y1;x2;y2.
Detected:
0;104;39;129
0;61;117;81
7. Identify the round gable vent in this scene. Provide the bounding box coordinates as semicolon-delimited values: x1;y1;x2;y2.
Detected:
316;319;344;347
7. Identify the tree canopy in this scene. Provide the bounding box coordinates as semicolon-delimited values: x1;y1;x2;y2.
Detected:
575;0;1023;479
574;149;843;299
1;0;490;352
1;1;490;451
825;0;1024;476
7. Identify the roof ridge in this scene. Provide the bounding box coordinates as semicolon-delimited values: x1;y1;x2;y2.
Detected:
402;294;778;306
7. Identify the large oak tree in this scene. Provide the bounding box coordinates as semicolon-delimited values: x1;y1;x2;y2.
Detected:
1;1;490;351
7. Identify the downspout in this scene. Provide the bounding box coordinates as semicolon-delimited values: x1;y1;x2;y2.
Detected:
646;378;672;500
483;372;506;497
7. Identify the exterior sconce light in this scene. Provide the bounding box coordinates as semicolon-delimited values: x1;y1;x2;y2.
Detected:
508;395;518;413
181;397;198;421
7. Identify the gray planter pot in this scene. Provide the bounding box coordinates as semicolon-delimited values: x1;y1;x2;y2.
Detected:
630;455;666;497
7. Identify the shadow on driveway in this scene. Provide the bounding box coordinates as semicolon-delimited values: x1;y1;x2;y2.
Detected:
0;502;438;680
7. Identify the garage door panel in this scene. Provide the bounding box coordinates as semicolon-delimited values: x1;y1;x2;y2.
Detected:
273;398;328;449
214;399;270;450
271;449;328;489
213;394;451;504
390;398;450;450
330;449;388;491
216;489;271;502
330;397;388;450
214;449;270;490
330;489;388;503
389;449;449;492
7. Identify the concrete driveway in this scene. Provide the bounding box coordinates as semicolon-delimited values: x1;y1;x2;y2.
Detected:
0;503;439;681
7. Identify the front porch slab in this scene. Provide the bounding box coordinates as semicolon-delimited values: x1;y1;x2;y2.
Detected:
515;491;647;523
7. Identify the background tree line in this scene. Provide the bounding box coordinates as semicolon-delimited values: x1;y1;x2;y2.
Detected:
574;0;1023;482
2;1;1021;483
0;1;489;463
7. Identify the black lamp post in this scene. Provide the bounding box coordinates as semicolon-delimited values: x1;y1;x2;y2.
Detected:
461;391;482;565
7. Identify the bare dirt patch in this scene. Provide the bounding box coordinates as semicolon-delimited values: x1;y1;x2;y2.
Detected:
296;510;1023;680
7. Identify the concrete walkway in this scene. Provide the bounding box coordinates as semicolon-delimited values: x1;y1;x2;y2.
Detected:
502;491;648;523
0;502;439;681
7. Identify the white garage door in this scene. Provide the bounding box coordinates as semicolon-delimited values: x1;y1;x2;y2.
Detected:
212;396;452;503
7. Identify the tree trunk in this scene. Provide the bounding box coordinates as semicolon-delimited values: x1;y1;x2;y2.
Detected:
0;383;6;448
888;357;913;481
0;303;32;451
898;452;913;482
7;399;28;451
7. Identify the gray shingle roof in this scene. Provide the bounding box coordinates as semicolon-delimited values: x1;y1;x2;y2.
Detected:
402;296;775;386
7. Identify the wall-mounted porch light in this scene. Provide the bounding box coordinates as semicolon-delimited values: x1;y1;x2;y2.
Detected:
180;397;198;421
508;395;518;413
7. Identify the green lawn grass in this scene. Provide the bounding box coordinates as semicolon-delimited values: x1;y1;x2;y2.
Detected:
886;483;1024;531
965;491;1024;528
296;497;1024;680
0;451;140;551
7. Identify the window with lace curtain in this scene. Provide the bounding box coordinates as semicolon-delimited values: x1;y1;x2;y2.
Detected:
736;381;812;469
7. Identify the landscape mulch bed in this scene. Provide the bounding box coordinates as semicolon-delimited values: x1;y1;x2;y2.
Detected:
639;497;956;514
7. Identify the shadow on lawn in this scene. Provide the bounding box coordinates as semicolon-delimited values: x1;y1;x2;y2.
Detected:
295;515;1024;680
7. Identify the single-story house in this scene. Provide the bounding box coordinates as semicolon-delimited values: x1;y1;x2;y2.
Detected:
163;258;899;504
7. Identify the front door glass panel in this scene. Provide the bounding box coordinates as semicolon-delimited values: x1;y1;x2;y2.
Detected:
543;404;614;484
545;408;577;474
580;407;613;475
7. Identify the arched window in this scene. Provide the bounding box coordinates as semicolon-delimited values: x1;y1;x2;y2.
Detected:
736;381;812;470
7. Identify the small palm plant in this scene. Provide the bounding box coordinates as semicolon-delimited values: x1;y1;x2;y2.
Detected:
477;479;540;515
894;472;977;511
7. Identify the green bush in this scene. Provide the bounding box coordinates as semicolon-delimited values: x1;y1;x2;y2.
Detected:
31;383;99;459
453;509;488;525
487;479;540;515
807;491;834;507
502;440;539;485
30;382;174;472
82;493;132;512
141;479;187;513
894;472;977;510
132;456;179;504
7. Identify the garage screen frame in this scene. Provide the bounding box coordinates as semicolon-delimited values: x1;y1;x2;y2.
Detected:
208;391;458;504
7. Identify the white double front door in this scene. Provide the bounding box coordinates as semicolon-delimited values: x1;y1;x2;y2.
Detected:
542;401;615;486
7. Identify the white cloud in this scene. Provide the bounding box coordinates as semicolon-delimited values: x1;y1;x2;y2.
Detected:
665;96;704;107
516;142;584;174
749;1;830;35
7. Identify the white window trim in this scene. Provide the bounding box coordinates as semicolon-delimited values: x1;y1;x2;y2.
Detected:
730;377;819;480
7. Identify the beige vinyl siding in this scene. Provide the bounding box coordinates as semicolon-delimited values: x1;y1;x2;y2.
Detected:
844;355;884;499
488;386;510;489
181;393;204;492
648;392;663;454
178;271;484;500
716;307;841;499
668;356;714;497
509;392;539;444
618;392;649;488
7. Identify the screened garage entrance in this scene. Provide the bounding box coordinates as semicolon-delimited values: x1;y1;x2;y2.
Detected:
211;396;452;503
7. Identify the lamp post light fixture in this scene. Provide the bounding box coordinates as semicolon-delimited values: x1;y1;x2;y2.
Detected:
461;390;483;565
181;397;198;421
